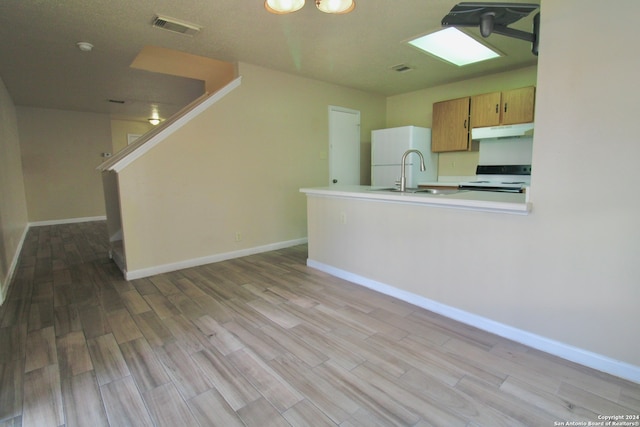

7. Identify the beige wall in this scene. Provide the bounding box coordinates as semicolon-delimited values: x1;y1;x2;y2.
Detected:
17;107;112;222
525;0;639;363
0;77;29;304
387;66;537;178
117;62;386;272
110;119;155;154
307;0;640;370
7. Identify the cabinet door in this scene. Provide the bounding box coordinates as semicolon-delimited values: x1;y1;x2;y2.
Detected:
432;97;470;152
471;92;501;128
501;86;535;125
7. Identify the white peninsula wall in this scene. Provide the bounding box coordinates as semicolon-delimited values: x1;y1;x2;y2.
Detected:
306;0;640;382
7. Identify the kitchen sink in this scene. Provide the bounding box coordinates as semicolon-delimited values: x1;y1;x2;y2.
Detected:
416;188;462;195
368;187;421;193
368;187;463;195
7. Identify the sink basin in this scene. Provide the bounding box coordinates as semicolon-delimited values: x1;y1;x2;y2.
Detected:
368;187;423;193
416;188;461;195
367;187;398;192
368;187;462;195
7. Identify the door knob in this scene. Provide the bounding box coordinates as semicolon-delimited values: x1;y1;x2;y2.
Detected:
332;179;338;183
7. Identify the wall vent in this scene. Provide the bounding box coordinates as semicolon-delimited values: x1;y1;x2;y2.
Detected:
391;64;413;73
152;15;201;36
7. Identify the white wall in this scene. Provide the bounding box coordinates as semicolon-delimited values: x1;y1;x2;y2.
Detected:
306;0;640;375
0;77;29;304
110;119;155;154
528;0;640;364
116;62;386;274
17;107;113;222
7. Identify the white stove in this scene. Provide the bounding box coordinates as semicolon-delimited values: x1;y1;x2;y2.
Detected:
459;165;531;193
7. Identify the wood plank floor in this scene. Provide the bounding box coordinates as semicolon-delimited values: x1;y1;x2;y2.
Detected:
1;221;638;427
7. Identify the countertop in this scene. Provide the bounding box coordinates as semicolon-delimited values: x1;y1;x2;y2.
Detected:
300;185;531;215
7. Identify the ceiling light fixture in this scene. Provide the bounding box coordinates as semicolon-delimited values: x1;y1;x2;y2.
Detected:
264;0;355;14
148;105;161;126
315;0;355;14
76;42;94;52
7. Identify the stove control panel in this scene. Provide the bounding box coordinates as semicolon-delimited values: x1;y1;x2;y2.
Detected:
476;165;531;175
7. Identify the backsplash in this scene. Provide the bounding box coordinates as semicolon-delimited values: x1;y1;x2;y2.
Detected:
478;136;533;166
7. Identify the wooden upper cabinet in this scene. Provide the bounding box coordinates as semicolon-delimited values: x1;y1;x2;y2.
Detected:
501;86;535;125
471;86;536;128
433;86;535;152
470;92;502;128
432;97;471;152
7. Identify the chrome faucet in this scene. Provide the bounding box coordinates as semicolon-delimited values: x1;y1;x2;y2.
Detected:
399;149;426;192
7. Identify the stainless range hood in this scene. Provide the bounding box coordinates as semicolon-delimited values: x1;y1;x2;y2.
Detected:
472;122;534;140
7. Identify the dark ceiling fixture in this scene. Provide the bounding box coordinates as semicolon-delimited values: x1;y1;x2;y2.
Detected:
441;2;540;56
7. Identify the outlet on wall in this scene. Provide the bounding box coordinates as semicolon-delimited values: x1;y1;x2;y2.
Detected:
235;232;242;242
339;212;347;224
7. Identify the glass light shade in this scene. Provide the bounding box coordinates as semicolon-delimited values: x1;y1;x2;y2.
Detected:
408;27;500;66
148;118;160;125
265;0;305;14
316;0;355;14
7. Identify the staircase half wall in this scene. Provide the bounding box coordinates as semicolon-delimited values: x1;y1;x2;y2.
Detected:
98;77;242;276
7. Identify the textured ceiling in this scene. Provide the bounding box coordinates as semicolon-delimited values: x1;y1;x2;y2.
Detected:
0;0;540;122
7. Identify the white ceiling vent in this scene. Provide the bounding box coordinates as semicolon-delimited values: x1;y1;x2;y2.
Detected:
152;15;201;36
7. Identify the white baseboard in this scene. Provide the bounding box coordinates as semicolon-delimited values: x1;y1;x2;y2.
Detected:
307;258;640;385
109;248;127;274
30;215;107;227
124;238;308;280
0;225;29;306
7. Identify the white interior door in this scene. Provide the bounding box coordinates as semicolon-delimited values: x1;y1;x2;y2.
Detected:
329;106;361;186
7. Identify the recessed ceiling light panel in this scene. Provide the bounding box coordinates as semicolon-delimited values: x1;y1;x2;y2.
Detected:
408;27;501;66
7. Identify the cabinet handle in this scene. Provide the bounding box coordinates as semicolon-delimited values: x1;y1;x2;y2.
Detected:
495;104;499;113
504;103;508;113
463;119;467;129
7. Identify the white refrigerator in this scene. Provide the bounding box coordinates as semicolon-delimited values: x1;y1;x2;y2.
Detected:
371;126;438;188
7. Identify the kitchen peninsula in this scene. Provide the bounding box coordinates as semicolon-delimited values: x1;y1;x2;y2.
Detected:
300;185;530;215
299;183;538;369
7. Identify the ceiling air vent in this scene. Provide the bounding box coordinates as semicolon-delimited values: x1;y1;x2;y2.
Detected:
391;64;413;73
152;15;201;36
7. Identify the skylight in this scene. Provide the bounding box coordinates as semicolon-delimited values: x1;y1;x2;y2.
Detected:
408;27;501;66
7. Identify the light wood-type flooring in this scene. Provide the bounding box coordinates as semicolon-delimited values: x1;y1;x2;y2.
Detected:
1;221;638;426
